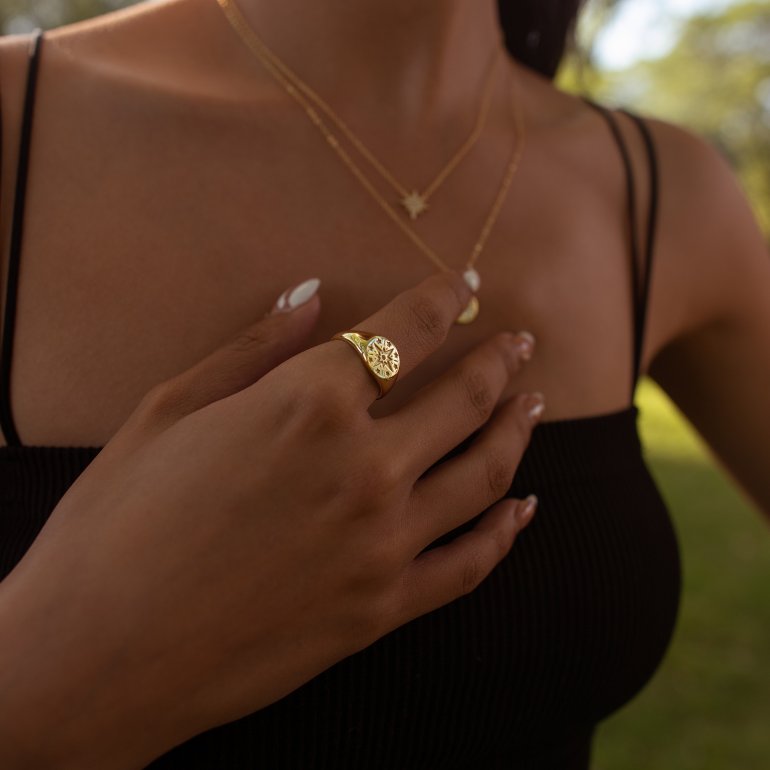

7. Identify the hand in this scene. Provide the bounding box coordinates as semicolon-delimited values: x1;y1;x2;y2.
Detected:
0;270;543;770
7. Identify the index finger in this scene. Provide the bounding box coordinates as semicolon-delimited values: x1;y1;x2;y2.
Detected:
323;269;473;404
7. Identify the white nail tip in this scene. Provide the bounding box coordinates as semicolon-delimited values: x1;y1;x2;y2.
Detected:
283;278;321;310
463;268;481;293
518;331;536;346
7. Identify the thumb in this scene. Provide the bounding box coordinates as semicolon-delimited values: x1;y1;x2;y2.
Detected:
138;278;322;429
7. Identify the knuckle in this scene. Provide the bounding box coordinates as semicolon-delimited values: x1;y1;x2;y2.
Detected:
333;443;403;509
346;592;394;649
362;454;406;500
460;366;496;422
492;518;517;559
372;588;401;636
228;323;271;354
514;396;538;435
494;333;522;377
484;449;514;500
427;269;468;303
406;294;447;349
298;380;361;433
137;378;189;421
308;374;346;405
365;534;403;578
460;530;510;597
341;548;402;648
340;599;378;651
460;552;486;596
315;391;352;427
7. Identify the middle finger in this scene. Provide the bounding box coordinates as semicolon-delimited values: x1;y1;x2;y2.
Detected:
382;330;534;478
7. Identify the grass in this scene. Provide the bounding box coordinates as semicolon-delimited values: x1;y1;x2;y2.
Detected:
592;379;770;769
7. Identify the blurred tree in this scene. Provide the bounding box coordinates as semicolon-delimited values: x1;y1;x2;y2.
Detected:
1;0;135;34
563;1;770;238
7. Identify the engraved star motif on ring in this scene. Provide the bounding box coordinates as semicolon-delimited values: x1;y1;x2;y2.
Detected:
367;337;400;378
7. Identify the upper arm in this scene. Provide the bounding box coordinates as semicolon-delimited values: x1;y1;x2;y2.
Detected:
645;118;770;518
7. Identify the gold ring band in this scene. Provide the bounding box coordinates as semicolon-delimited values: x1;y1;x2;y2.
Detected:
331;330;401;399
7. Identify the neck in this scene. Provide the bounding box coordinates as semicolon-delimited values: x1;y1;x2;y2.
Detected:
229;0;506;135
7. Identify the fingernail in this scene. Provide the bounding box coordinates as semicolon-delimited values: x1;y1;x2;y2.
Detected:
513;330;535;361
463;268;481;293
517;494;538;526
525;392;545;424
271;278;321;314
445;269;473;305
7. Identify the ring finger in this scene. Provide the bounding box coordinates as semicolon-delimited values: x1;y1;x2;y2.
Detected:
383;331;534;479
404;391;544;554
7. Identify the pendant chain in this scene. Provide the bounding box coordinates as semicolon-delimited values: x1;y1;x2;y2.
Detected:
216;0;502;221
216;0;527;316
254;42;501;216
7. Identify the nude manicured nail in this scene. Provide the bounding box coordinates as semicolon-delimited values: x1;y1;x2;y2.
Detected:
517;494;538;526
513;331;535;361
271;278;321;314
525;392;545;424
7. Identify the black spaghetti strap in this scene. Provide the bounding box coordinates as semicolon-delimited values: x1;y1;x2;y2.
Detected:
583;98;657;400
621;110;660;391
1;28;44;448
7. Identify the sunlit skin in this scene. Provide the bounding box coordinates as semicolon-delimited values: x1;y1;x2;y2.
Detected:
0;0;769;519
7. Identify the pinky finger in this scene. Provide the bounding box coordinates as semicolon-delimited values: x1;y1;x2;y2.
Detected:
396;495;538;626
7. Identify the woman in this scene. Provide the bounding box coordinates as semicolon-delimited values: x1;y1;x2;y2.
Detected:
0;0;768;766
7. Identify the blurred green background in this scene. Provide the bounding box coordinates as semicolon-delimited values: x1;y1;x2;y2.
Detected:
596;380;770;769
3;1;769;766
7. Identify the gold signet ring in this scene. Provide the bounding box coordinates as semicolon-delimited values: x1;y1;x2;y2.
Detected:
330;330;401;399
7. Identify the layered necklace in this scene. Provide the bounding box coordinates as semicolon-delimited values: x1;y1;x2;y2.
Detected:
216;0;527;324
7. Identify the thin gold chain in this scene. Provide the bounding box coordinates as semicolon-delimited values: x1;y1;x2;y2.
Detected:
416;52;500;203
259;40;501;205
216;0;501;216
216;0;526;275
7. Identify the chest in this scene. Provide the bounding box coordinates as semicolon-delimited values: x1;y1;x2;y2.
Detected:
3;72;665;446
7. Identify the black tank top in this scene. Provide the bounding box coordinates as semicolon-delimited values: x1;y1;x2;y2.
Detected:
0;29;680;769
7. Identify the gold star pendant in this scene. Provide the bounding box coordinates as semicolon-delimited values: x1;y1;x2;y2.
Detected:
401;190;429;220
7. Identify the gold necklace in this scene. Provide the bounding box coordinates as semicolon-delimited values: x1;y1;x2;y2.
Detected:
217;0;502;221
216;0;527;324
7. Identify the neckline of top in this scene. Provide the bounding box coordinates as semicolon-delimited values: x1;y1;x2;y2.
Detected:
0;404;640;454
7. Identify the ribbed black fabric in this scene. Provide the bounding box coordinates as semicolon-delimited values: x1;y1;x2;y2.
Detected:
0;28;681;769
0;410;681;768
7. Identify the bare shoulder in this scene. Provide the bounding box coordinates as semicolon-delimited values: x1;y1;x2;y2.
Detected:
0;0;187;67
0;0;260;104
639;118;770;513
640;116;769;338
0;0;178;319
511;69;768;368
526;78;769;355
0;0;202;54
0;0;264;295
0;0;198;223
644;115;762;251
0;0;247;379
510;63;647;214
